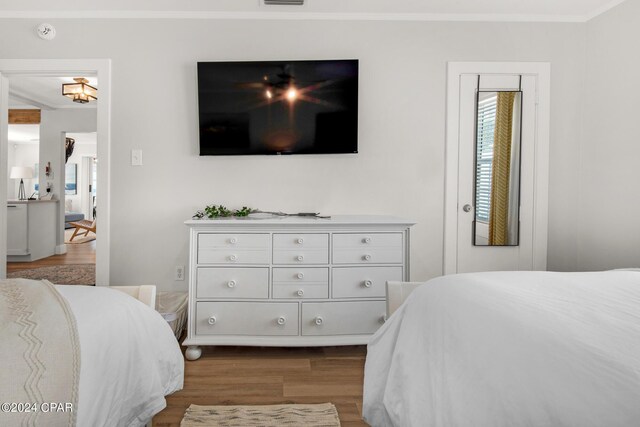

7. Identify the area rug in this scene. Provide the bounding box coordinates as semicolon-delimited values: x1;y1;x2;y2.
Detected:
7;264;95;286
180;403;340;427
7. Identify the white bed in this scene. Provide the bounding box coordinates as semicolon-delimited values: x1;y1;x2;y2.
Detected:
56;285;184;427
363;270;640;427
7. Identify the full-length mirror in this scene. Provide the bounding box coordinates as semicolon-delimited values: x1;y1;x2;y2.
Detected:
474;90;522;246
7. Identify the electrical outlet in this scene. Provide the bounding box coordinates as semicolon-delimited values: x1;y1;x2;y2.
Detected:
175;265;185;281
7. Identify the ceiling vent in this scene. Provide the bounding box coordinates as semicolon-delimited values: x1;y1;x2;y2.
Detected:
263;0;304;5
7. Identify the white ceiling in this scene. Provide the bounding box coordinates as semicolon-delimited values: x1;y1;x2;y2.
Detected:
8;76;98;110
0;0;627;21
8;124;40;145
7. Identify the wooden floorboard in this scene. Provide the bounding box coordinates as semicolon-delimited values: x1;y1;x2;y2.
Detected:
6;235;95;273
153;345;369;427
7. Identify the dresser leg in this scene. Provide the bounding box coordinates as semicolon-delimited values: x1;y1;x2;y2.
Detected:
185;346;202;361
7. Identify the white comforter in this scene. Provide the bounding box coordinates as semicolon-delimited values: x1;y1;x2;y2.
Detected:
363;270;640;427
56;285;184;427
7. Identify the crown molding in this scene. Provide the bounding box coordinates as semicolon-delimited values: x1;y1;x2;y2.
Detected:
0;5;625;22
584;0;627;21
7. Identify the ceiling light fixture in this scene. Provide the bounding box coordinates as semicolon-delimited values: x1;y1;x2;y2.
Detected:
62;77;98;104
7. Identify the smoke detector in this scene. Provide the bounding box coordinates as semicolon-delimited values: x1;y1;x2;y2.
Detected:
36;23;56;40
263;0;305;5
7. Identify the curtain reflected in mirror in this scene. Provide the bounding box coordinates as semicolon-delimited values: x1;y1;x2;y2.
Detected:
474;91;522;246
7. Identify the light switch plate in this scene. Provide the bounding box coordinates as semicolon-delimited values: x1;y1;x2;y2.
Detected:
131;149;143;166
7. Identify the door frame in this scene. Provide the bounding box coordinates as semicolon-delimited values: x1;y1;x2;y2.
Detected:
81;155;96;221
0;59;111;286
443;62;550;275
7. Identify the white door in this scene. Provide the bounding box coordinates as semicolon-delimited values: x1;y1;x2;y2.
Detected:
444;63;549;275
0;74;8;279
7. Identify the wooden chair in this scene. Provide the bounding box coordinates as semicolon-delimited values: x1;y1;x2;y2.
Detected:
68;219;96;241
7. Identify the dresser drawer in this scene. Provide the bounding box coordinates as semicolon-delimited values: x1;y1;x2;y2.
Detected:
273;233;329;264
198;233;271;265
196;267;269;299
196;302;299;336
274;233;329;250
273;267;329;299
332;266;403;299
301;301;387;336
332;233;403;264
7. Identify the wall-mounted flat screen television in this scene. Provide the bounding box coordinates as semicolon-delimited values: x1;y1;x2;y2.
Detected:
197;59;358;155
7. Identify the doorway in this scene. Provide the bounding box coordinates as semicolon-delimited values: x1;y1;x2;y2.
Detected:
0;59;111;285
4;79;98;284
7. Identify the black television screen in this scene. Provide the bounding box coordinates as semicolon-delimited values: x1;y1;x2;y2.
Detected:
197;59;358;155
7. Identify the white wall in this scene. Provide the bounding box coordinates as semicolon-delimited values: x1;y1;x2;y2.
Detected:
8;144;39;199
564;1;640;271
6;142;16;199
0;18;587;290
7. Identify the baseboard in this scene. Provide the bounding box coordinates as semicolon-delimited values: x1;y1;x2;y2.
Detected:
55;244;67;255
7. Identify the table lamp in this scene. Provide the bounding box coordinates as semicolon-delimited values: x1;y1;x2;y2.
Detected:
10;166;34;201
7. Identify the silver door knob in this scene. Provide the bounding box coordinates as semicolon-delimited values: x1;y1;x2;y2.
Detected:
462;204;473;213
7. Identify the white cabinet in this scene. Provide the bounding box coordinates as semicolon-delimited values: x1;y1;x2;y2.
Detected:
183;215;414;361
7;200;58;262
7;204;28;254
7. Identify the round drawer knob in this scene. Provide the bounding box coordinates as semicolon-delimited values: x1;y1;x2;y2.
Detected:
363;254;372;261
296;238;304;244
314;316;324;326
364;280;373;288
277;316;286;325
229;254;238;262
296;273;304;279
380;314;387;323
227;280;237;288
363;237;371;244
229;237;237;244
297;289;304;297
297;255;304;262
208;316;217;325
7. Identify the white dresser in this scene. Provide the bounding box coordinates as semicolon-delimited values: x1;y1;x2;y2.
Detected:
183;215;414;360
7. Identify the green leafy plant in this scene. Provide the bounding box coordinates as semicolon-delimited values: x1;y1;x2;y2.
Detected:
193;204;255;219
234;207;253;217
192;205;329;220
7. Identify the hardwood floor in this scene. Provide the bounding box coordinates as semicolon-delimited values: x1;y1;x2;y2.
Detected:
6;234;95;273
153;345;370;427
